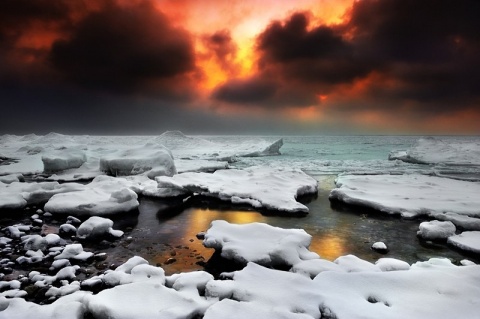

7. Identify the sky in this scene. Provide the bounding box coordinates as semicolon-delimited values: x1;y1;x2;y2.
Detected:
1;0;479;135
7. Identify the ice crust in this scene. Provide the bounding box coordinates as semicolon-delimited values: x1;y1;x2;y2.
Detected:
330;174;480;218
154;166;318;213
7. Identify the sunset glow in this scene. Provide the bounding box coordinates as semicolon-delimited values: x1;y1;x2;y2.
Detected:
1;0;479;134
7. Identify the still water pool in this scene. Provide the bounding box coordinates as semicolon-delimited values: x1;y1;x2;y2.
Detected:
97;175;475;275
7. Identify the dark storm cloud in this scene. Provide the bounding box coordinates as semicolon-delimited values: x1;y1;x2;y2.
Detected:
214;0;480;115
50;1;196;94
202;30;237;73
212;78;276;104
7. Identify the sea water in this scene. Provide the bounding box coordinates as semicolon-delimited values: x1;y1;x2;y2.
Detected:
98;135;479;274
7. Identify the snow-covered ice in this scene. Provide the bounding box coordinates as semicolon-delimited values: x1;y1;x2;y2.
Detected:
203;220;319;267
76;216;124;240
330;174;480;218
44;176;139;216
448;231;480;255
389;136;480;165
0;181;84;211
154;166;318;213
42;148;86;173
417;220;456;240
100;143;176;178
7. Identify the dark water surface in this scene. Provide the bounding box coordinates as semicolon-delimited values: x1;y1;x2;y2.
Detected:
96;175;476;275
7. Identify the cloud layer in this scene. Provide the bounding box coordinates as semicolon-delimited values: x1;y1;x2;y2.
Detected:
1;0;479;134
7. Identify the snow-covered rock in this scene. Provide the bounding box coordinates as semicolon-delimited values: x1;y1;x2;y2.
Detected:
44;176;139;216
76;216;123;239
154;166;318;213
334;255;381;272
203;220;319;267
100;143;176;178
371;242;388;253
42;149;87;173
447;231;480;255
330;174;480;218
54;244;93;261
417;220;456;240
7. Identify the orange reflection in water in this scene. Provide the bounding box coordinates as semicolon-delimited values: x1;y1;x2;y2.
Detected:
309;233;346;261
151;208;266;274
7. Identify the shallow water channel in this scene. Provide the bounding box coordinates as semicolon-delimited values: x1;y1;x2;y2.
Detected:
91;175;476;275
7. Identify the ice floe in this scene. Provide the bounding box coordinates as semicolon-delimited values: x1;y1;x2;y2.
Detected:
417;220;456;240
153;166;318;213
203;220;319;267
42;148;87;173
100;143;176;178
44;176;139;216
389;136;480;166
330;174;480;218
448;231;480;255
0;181;84;211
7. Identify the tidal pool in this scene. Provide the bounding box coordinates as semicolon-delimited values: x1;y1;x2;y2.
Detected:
95;175;477;275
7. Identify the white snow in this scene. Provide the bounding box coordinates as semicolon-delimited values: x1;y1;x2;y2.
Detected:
204;257;480;319
100;143;176;178
333;254;381;272
389;136;480;165
0;174;23;184
447;231;480;255
417;220;456;240
76;216;123;240
154;166;318;213
290;259;345;278
330;174;480;218
375;258;410;271
430;212;480;231
44;176;139;216
54;244;93;261
0;181;83;210
42;148;86;173
203;220;319;267
372;242;388;251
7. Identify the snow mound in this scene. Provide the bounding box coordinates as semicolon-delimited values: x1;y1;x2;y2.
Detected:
417;220;456;240
330;174;480;218
389;136;480;165
42;149;87;173
448;231;480;255
32;132;75;145
0;181;84;210
154;166;318;213
100;143;176;178
203;220;319;267
76;216;124;240
54;244;93;261
44;176;139;216
375;258;410;271
290;259;345;278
